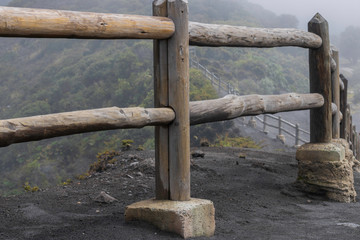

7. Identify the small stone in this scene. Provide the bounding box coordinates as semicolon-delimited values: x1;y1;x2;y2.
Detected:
135;172;143;177
200;141;210;147
94;191;118;204
191;150;205;158
129;162;139;167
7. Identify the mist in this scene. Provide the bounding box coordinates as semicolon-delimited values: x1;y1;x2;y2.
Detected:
247;0;360;34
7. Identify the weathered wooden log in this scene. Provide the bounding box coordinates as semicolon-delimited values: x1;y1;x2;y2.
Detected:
190;93;324;125
167;0;190;201
153;0;170;200
331;103;338;115
340;78;345;91
330;57;337;72
0;107;175;147
0;6;174;39
338;111;343;122
331;46;340;138
309;13;332;143
346;105;351;143
189;22;322;48
340;74;348;139
350;115;353;149
0;92;324;147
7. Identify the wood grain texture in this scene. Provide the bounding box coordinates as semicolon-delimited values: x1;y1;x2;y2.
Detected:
309;13;332;143
190;93;324;125
346;105;351;143
0;92;325;147
167;0;190;201
331;46;340;138
189;21;322;48
153;0;170;200
0;6;174;39
340;74;348;139
0;107;175;147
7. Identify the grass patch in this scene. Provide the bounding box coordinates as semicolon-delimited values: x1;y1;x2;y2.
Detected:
214;134;263;149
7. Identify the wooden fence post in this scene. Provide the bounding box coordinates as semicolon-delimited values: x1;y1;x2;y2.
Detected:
331;46;340;138
353;125;357;157
308;13;332;143
340;74;348;139
350;115;353;150
358;133;360;160
346;104;351;143
153;0;170;200
167;0;190;201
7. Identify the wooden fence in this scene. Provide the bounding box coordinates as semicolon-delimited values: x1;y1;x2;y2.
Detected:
190;50;311;147
250;114;309;146
0;1;357;202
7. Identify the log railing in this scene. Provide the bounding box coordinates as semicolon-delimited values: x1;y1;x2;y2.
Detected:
189;50;240;96
250;114;310;146
0;1;358;206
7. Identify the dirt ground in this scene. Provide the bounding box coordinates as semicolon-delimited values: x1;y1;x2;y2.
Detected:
2;142;360;239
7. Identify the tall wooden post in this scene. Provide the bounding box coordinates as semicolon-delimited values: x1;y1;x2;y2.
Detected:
167;0;190;201
308;13;332;143
346;104;351;142
153;0;170;200
331;46;340;138
340;74;348;139
350;115;353;149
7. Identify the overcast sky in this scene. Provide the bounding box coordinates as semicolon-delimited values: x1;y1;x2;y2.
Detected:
247;0;359;34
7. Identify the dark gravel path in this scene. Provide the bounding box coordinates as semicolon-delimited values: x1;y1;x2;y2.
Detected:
1;146;360;239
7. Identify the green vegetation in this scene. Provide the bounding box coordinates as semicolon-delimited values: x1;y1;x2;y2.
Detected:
23;182;39;192
214;134;263;149
0;0;309;195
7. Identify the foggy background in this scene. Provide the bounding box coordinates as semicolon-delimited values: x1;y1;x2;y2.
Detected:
0;0;359;195
247;0;360;34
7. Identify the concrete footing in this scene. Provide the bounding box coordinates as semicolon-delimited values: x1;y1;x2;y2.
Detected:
296;140;356;202
125;198;215;238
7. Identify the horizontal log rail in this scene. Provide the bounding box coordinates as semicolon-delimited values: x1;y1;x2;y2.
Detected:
190;93;324;125
189;22;322;48
0;93;323;147
0;6;175;39
0;107;175;147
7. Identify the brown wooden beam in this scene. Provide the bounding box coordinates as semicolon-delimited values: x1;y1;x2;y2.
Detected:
189;22;322;48
331;46;340;138
153;0;170;200
308;13;332;143
167;0;190;201
0;107;175;147
0;6;175;39
190;93;324;125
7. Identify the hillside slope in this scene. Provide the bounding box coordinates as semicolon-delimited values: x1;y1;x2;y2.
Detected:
0;0;308;195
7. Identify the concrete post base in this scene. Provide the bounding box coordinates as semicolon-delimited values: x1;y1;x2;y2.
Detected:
296;140;356;202
125;198;215;239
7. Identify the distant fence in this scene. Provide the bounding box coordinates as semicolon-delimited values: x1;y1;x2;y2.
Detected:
190;49;310;147
250;115;309;146
0;1;357;204
189;52;240;96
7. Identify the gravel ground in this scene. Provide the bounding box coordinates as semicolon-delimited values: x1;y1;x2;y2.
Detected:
2;145;360;240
